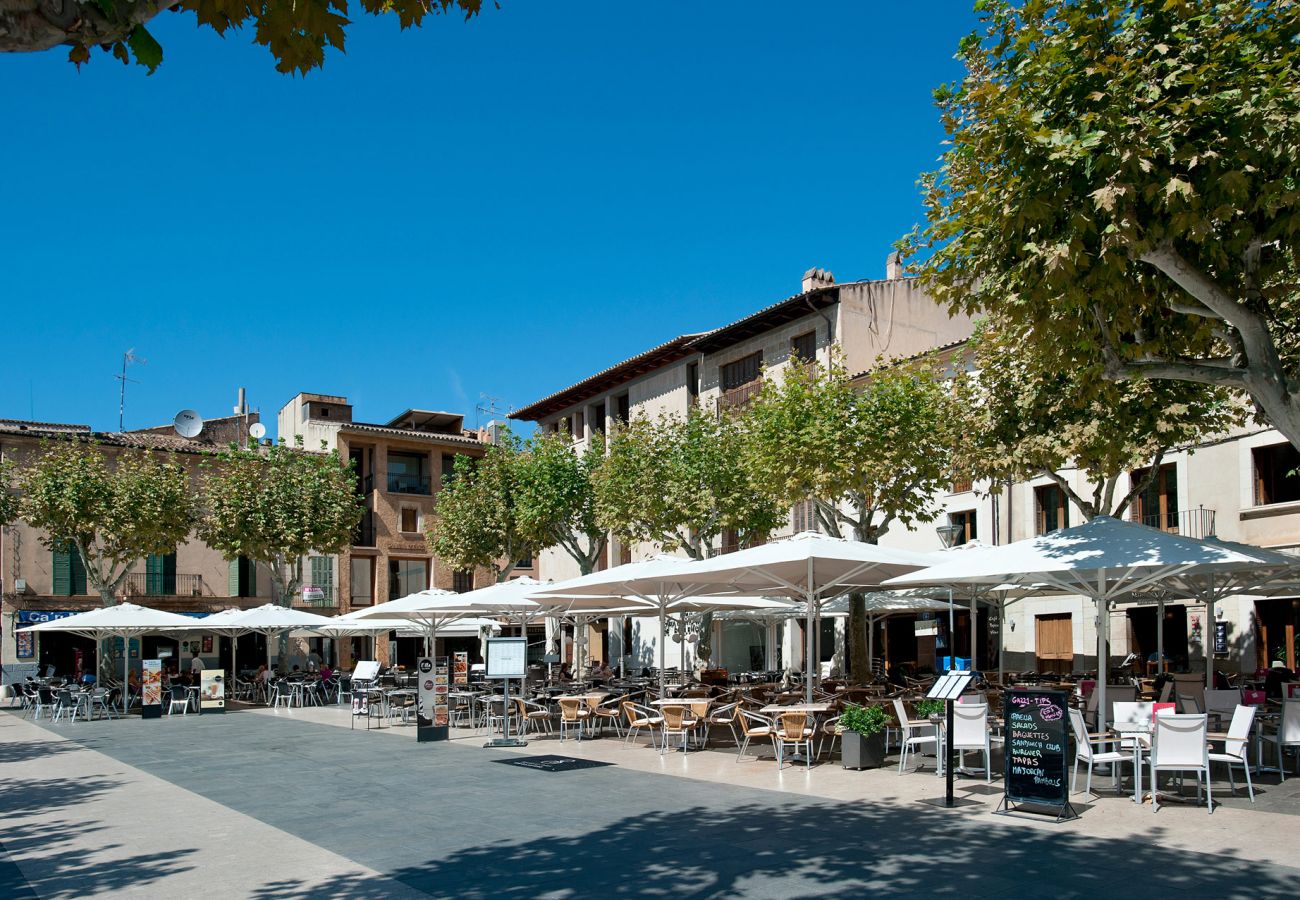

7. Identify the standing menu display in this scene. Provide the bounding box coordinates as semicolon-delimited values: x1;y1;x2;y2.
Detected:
417;656;450;742
1002;689;1074;819
141;659;163;720
200;669;225;713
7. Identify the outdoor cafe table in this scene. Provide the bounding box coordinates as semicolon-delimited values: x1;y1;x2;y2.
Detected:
759;703;832;715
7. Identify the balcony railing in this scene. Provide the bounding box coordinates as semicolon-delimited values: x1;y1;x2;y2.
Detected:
1127;507;1216;539
717;380;763;413
354;511;377;547
387;472;431;495
124;573;204;598
295;587;336;608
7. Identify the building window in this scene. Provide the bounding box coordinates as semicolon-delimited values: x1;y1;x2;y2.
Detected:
229;556;257;598
614;393;630;425
950;474;973;494
687;362;700;402
1253;442;1300;506
791;331;816;363
589;403;606;437
453;570;474;593
389;558;428;599
309;556;335;605
51;547;87;596
572;410;584;439
350;557;374;606
388;451;431;495
721;352;762;391
145;551;178;595
949;510;977;546
515;554;534;570
1035;484;1070;535
792;499;819;534
400;507;420;533
1129;463;1179;530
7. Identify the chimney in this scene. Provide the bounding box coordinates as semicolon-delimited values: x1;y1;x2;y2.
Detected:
234;387;247;415
801;267;835;293
885;251;903;280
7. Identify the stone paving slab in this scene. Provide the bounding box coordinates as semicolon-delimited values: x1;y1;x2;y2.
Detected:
4;707;1299;898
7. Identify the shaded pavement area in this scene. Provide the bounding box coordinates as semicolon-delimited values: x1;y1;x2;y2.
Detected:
4;709;1296;898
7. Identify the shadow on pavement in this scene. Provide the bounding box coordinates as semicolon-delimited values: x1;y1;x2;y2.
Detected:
247;799;1292;900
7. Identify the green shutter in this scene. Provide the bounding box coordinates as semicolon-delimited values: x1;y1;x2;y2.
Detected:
228;559;240;597
53;550;72;596
146;552;177;595
310;557;334;604
71;552;86;595
247;559;257;598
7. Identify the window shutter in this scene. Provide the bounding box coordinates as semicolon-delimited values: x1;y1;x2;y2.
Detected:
246;558;257;598
70;551;86;595
53;550;72;596
228;559;240;597
146;553;163;595
311;557;333;603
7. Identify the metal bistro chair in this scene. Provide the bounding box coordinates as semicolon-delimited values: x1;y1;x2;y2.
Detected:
167;685;191;717
1258;698;1300;779
52;688;81;724
592;695;625;737
773;711;815;770
1209;704;1257;802
622;701;662;749
1150;713;1212;814
516;697;553;737
736;709;775;761
706;702;741;749
659;703;699;755
557;697;590;742
893;698;938;775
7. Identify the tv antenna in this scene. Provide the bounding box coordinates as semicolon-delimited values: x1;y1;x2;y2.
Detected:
475;393;512;429
115;349;146;431
173;409;204;439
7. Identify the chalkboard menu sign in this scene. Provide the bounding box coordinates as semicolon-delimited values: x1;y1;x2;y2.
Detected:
1003;689;1073;817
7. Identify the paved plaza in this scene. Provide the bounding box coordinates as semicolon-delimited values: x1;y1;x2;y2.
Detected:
2;706;1298;898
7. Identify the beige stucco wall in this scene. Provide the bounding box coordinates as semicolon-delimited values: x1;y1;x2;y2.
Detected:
837;279;974;373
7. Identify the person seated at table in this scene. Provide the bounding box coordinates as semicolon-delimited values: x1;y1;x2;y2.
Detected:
127;669;140;691
319;663;333;681
1265;663;1295;699
80;671;97;687
557;663;573;680
254;664;270;684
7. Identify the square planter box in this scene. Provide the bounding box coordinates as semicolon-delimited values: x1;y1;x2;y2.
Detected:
842;731;888;770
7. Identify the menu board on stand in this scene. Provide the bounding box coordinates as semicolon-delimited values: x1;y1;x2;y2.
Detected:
998;689;1076;821
141;659;163;720
417;656;450;742
350;660;381;730
453;652;468;685
200;669;226;713
483;638;528;748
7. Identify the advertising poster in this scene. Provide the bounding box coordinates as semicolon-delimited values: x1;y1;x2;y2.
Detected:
417;656;450;742
15;630;34;659
453;651;468;685
142;659;163;719
200;669;225;713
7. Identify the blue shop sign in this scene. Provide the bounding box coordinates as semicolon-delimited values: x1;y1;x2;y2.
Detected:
17;610;78;625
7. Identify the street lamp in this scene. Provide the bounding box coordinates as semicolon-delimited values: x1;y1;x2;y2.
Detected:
935;522;963;671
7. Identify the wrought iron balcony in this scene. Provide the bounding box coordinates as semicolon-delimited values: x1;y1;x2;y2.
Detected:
123;573;204;598
1127;507;1216;539
387;472;431;495
717;380;763;413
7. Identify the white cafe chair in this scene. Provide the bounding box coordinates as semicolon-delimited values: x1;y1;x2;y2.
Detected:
1209;704;1256;802
947;702;998;782
1149;713;1212;814
893;698;937;774
1258;698;1300;780
1069;706;1130;796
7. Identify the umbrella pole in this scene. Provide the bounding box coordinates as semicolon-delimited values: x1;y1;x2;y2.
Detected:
232;636;238;705
969;594;977;672
997;597;1006;687
123;633;129;715
805;555;815;705
1157;597;1165;680
658;603;666;700
1096;596;1107;732
946;589;955;672
1205;595;1215;690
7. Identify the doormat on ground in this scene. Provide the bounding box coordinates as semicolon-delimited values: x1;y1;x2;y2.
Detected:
492;755;614;773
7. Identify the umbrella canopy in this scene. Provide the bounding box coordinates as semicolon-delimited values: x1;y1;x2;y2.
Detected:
641;533;939;701
210;604;340;672
22;603;201;712
530;556;735;695
885;516;1281;722
357;578;553;627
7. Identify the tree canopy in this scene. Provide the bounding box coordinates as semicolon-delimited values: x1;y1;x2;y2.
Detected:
594;405;783;561
0;0;485;76
199;439;363;604
743;357;957;681
17;439;195;604
908;0;1300;448
428;435;535;583
956;316;1244;519
514;429;607;576
0;458;16;527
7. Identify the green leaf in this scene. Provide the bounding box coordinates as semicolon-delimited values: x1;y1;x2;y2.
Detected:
127;25;164;74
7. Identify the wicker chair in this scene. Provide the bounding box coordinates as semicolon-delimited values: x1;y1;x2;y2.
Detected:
774;711;815;770
558;697;591;741
515;697;553;736
736;709;775;761
706;702;741;749
622;701;662;748
592;695;625;737
659;703;699;755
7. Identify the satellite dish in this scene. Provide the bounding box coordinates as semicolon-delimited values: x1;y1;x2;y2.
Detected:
249;423;267;440
173;409;203;439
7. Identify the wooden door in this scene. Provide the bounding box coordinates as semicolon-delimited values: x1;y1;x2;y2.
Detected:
1035;613;1074;675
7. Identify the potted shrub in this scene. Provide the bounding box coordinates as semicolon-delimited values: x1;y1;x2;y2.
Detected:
838;703;893;770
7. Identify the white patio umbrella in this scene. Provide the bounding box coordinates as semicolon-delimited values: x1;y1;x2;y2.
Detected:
21;603;201;713
302;610;501;656
661;534;940;702
530;556;739;697
821;591;962;676
213;604;340;672
885;516;1277;725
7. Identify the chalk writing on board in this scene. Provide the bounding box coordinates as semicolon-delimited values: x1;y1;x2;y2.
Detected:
1004;690;1069;806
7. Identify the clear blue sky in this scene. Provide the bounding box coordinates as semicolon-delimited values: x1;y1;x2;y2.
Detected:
1;2;978;438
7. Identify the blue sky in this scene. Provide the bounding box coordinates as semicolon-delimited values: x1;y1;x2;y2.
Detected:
1;2;978;438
